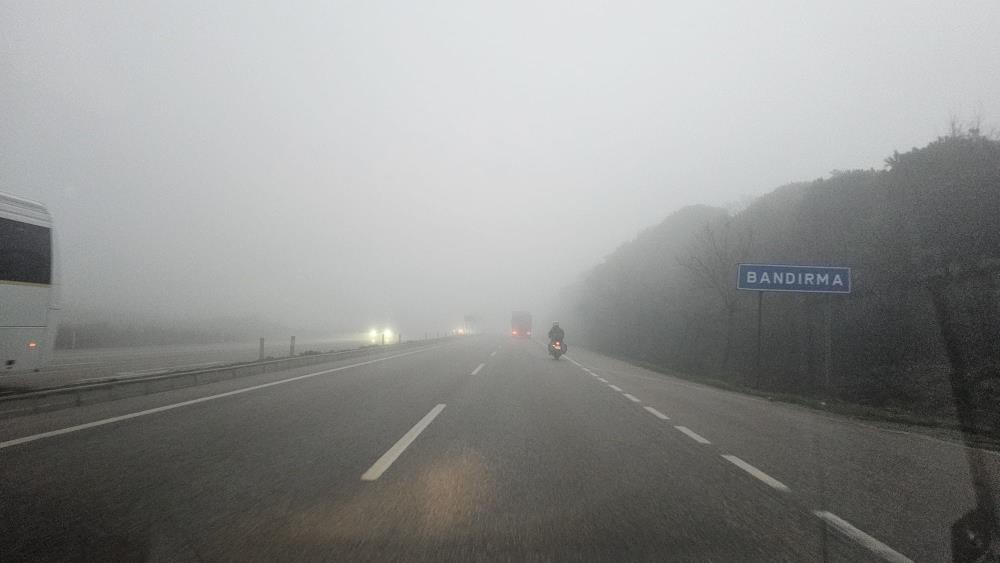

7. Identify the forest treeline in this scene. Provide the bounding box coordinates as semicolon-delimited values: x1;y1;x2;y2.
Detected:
567;129;1000;431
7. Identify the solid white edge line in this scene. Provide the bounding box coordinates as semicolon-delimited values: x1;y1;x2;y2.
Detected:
813;510;913;563
597;378;608;383
471;363;485;375
721;455;791;492
608;384;623;392
675;426;711;444
622;393;641;403
644;406;670;420
361;403;446;481
1;346;443;450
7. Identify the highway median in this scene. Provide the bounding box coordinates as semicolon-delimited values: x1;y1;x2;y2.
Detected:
0;338;453;420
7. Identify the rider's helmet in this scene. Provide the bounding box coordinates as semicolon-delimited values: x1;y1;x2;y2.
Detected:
552;321;560;327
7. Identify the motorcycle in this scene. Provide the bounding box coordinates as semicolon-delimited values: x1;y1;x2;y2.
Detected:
548;339;566;359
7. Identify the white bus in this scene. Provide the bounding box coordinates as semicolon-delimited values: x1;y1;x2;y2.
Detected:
0;192;58;373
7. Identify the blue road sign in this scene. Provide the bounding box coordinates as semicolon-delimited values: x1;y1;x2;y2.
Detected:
737;263;851;294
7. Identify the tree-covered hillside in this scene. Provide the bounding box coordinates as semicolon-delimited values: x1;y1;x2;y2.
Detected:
571;130;1000;430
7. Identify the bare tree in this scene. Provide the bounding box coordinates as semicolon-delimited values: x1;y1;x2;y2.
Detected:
678;219;753;371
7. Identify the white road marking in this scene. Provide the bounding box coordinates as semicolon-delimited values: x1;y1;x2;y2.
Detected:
722;455;791;492
608;384;623;392
622;393;641;403
471;363;485;375
567;358;582;367
361;403;446;481
813;510;913;563
675;426;711;444
489;351;496;357
0;346;442;450
644;406;670;420
597;377;608;383
610;364;1000;457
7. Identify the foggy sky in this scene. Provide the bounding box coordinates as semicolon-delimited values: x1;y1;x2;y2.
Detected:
3;1;999;336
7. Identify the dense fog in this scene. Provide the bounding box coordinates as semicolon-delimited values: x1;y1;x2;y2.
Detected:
3;1;999;339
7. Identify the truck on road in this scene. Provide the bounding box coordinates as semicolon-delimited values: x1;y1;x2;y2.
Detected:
511;311;532;338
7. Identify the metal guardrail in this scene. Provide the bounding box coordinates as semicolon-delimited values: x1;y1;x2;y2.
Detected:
0;339;450;420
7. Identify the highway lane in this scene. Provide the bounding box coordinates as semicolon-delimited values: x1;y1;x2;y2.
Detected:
563;346;997;561
0;335;951;560
0;339;480;561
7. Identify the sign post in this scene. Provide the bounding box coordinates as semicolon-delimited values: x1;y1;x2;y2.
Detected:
737;264;851;390
825;294;833;391
756;292;763;389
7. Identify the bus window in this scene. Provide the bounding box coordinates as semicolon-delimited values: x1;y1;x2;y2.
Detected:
0;217;52;285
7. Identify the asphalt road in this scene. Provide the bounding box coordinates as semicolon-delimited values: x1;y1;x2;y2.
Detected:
1;335;990;561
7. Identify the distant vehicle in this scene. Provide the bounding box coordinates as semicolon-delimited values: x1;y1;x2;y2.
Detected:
0;192;58;372
511;311;532;338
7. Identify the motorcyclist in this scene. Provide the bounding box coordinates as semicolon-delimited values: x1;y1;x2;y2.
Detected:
548;322;566;352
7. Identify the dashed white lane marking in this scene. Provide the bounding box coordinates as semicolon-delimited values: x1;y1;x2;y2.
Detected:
722;455;791;492
644;406;670;420
550;354;910;563
813;510;913;563
675;426;711;444
0;346;443;450
361;404;446;481
471;363;485;375
489;351;496;357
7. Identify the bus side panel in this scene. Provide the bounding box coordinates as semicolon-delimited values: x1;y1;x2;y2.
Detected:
0;284;52;371
0;326;49;372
